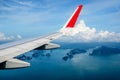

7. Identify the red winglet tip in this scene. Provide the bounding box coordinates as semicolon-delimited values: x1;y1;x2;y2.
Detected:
79;5;83;8
65;5;83;28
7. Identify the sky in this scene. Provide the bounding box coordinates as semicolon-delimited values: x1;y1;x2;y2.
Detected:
0;0;120;42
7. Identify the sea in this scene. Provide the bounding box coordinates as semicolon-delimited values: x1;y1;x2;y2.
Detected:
0;42;120;80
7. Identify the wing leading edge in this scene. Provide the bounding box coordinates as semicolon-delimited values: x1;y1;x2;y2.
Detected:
0;5;83;69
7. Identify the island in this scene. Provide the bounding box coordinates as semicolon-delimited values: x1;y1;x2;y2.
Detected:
90;46;120;56
62;48;86;61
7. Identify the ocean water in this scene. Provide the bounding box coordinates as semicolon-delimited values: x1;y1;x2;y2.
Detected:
0;42;120;80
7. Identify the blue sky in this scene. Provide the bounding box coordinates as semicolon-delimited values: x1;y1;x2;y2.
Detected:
0;0;120;40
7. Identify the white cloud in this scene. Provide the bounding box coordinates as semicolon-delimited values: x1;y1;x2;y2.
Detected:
0;32;22;41
0;0;36;12
83;0;120;15
13;0;33;7
17;35;22;39
59;20;120;42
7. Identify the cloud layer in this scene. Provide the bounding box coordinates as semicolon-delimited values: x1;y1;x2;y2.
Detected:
0;32;22;41
59;20;120;42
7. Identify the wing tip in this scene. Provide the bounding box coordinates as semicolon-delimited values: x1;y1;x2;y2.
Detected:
65;4;83;28
79;5;83;8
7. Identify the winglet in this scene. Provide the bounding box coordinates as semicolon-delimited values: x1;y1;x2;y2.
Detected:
63;5;83;28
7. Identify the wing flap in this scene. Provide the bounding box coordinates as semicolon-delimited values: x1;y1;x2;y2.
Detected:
0;58;30;69
35;43;60;50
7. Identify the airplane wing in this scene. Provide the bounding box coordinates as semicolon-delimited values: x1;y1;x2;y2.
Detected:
0;5;83;69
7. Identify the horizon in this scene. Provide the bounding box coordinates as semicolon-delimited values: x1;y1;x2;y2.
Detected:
0;0;120;43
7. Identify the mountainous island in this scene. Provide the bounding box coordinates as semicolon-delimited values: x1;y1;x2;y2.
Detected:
90;46;120;56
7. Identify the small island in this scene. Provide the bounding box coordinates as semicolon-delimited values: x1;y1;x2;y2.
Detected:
17;50;51;61
62;48;86;61
69;48;87;55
